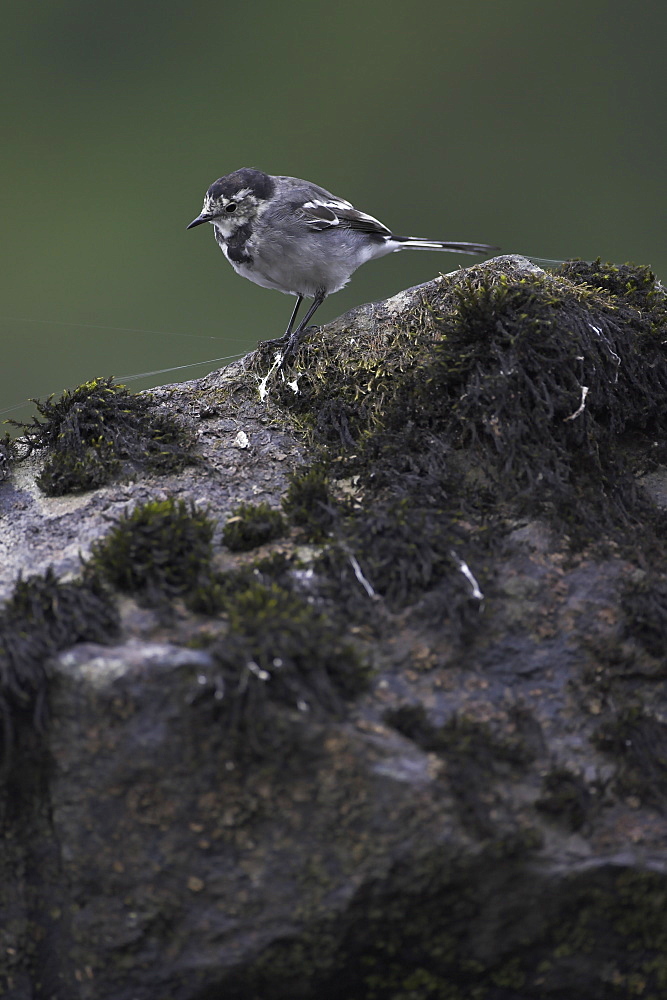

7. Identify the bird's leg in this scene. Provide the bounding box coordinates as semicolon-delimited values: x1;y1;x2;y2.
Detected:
284;294;305;339
281;288;327;359
263;294;303;349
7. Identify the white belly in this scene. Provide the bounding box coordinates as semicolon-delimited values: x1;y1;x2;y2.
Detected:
218;230;395;298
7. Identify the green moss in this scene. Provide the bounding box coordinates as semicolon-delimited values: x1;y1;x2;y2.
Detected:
0;568;118;766
261;314;426;447
184;549;371;758
186;551;290;616
614;871;667;947
321;842;543;1000
251;263;667;647
91;497;215;602
361;963;466;999
612;871;667;990
10;376;198;495
282;465;339;543
490;956;526;989
348;864;667;999
231;264;667;646
207;578;370;758
397;271;667;537
556;258;664;314
222;501;285;552
186;566;244;616
535;869;667;998
229;846;667;999
262;263;667;565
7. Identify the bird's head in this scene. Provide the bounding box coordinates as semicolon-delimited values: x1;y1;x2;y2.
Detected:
187;168;275;238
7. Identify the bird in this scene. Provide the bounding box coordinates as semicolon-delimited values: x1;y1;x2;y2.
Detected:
187;168;498;358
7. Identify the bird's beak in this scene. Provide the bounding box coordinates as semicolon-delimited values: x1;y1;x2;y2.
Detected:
187;213;211;229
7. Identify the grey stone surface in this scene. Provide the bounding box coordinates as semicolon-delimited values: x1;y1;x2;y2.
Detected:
2;256;667;999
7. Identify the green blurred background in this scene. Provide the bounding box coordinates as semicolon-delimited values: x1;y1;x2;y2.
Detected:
2;0;666;424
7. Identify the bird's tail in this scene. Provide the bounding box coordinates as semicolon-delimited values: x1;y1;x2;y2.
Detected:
395;236;499;256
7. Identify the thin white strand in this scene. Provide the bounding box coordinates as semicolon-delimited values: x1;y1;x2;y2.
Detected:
0;354;245;417
0;315;238;343
116;354;244;382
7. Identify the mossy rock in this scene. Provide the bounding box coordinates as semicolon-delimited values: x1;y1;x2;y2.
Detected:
11;376;198;495
91;496;215;601
222;501;286;552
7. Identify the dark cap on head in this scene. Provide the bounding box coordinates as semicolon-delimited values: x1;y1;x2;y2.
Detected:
207;168;275;202
187;168;276;228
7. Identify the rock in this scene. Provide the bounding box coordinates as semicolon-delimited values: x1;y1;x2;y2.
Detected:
2;255;667;999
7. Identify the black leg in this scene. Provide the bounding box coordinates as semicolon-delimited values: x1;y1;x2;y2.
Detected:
282;288;327;359
263;294;304;349
284;295;304;339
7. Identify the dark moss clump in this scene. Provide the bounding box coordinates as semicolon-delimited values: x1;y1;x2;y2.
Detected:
269;263;667;558
0;433;17;482
385;272;667;539
594;708;667;812
385;705;533;837
187;551;296;616
320;497;485;616
535;766;592;831
91;497;215;602
222;501;285;552
556;257;664;314
621;572;667;660
385;704;533;765
281;465;339;543
10;376;198;495
165;545;370;756
249;262;667;652
383;702;440;749
0;568;118;765
208;579;369;758
228;581;367;700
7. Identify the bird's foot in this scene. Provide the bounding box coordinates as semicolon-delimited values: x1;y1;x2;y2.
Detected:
260;326;313;364
280;325;318;361
261;332;289;351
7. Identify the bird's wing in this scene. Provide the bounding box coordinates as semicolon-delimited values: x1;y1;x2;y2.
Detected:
301;199;392;238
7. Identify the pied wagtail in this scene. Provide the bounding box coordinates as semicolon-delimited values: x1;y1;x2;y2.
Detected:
188;168;498;357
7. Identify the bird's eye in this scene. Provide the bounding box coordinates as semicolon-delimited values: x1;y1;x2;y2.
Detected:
225;202;237;213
